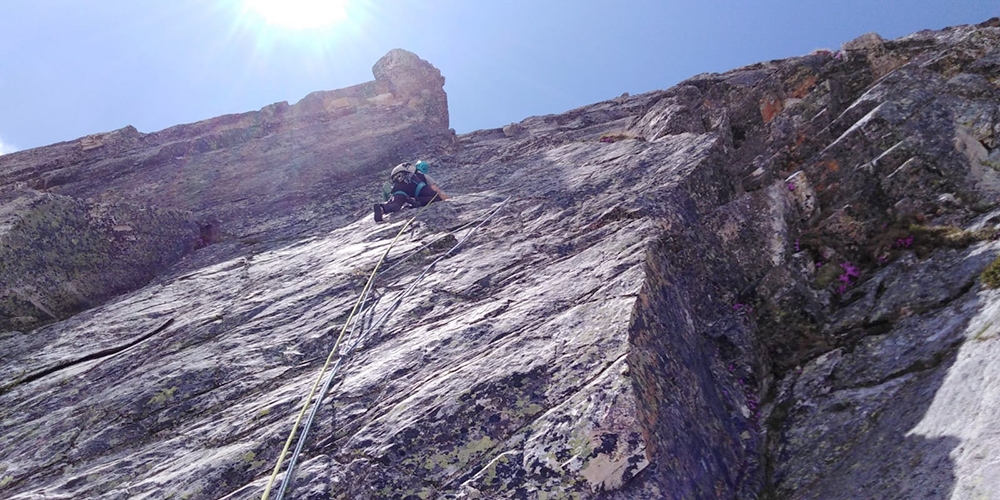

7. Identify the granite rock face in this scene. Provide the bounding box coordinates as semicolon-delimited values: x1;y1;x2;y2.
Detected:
0;48;453;332
0;49;455;242
0;190;200;332
2;21;1000;500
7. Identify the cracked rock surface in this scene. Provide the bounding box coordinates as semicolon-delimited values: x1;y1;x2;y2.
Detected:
2;20;1000;500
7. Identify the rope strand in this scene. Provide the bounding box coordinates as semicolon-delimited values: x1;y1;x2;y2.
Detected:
263;195;510;499
261;206;423;500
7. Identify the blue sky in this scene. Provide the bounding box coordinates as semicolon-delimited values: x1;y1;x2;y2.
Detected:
1;1;996;154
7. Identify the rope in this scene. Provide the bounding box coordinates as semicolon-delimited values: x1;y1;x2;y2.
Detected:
261;200;431;500
273;285;379;499
262;195;510;499
377;218;480;277
355;197;511;350
446;192;511;202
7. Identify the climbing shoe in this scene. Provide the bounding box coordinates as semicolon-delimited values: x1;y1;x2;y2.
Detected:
374;203;384;222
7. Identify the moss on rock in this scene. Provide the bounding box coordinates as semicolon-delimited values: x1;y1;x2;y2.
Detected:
982;255;1000;289
0;191;200;332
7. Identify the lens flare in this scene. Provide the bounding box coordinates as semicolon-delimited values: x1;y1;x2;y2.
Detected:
245;0;349;30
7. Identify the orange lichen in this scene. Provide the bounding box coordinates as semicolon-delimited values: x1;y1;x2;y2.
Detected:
761;97;784;123
791;74;819;98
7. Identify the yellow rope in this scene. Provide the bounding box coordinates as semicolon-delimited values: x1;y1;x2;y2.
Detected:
261;198;437;500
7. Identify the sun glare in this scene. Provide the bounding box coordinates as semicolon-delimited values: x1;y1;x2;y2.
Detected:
245;0;349;30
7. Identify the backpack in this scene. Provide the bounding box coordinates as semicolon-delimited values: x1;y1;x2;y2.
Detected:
390;171;428;199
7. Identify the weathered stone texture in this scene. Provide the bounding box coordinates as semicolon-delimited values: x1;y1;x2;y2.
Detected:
0;49;455;242
0;190;199;332
2;20;1000;500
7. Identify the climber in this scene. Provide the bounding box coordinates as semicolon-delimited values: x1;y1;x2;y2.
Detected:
374;161;448;222
380;161;448;203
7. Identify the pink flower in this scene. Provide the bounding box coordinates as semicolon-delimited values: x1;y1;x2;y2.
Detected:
839;262;860;278
834;262;860;293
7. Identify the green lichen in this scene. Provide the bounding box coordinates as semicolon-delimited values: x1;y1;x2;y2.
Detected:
972;321;996;342
481;454;510;486
0;475;12;488
982;255;1000;289
424;435;497;471
243;451;266;469
980;159;1000;172
539;489;583;500
148;386;178;405
598;131;646;143
178;487;202;500
524;403;545;417
813;262;844;288
567;433;594;459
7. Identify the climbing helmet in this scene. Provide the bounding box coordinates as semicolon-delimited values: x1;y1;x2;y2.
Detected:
391;171;408;183
391;162;413;176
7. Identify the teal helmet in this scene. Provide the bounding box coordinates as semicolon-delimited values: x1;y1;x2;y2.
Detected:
414;160;429;173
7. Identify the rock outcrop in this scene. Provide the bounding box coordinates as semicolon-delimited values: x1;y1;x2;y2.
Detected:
0;49;454;242
0;190;199;332
2;21;1000;500
0;48;454;332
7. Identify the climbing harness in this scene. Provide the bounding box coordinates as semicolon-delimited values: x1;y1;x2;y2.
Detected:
262;195;511;500
391;181;426;200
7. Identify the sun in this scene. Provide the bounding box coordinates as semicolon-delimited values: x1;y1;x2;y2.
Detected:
245;0;349;30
